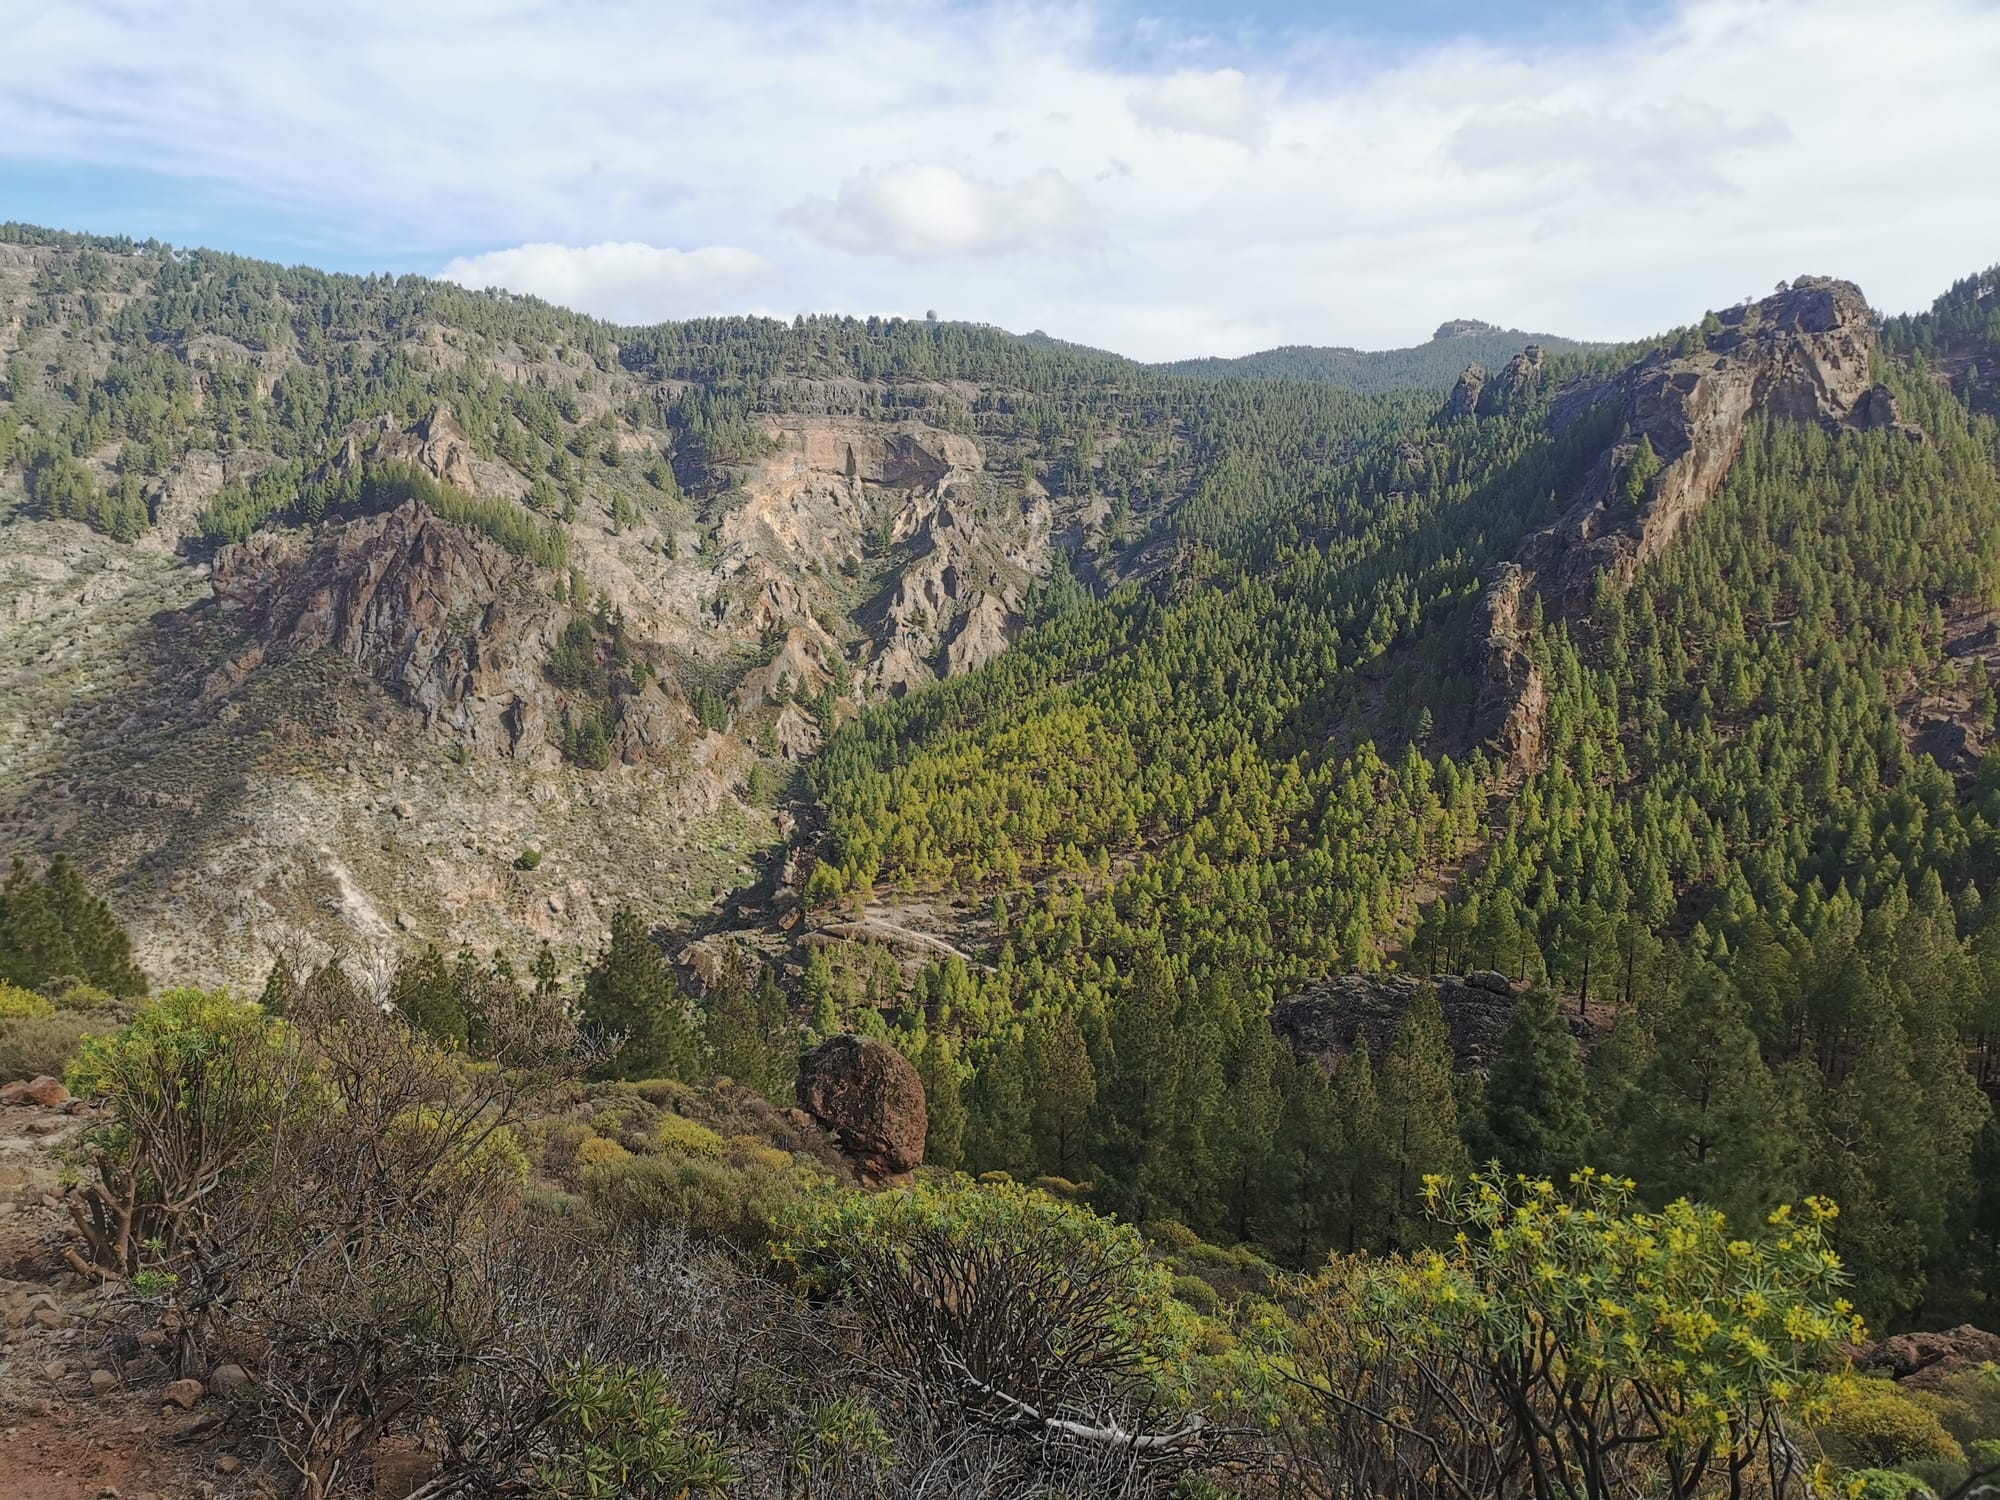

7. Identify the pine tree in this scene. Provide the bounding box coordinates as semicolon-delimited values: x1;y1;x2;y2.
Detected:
258;953;303;1017
0;857;79;990
705;950;796;1102
1328;1040;1389;1252
1025;1009;1096;1182
1482;988;1590;1180
40;856;146;996
582;908;702;1081
1624;969;1801;1223
965;1026;1036;1179
1219;1015;1282;1241
1267;1051;1342;1264
532;940;561;1001
916;1032;966;1171
389;944;468;1046
1089;946;1185;1224
1378;987;1470;1249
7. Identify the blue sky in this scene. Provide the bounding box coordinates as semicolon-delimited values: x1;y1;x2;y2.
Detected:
4;0;1998;360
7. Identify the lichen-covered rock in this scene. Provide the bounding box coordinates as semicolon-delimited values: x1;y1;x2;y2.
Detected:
796;1035;927;1184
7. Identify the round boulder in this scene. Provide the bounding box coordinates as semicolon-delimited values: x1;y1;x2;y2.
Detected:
796;1035;927;1184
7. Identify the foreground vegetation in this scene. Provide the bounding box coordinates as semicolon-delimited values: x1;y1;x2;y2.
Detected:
1;869;1992;1498
38;970;2000;1499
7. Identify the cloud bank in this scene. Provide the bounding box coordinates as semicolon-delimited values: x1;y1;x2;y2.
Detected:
4;0;1999;359
440;241;775;324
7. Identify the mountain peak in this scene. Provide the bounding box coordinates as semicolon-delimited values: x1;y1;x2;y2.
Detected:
1432;318;1501;341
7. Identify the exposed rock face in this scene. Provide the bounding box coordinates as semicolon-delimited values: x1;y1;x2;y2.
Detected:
327;403;476;491
1271;970;1580;1074
211;501;695;764
1474;278;1889;775
1446;365;1486;421
1480;345;1545;415
1854;1325;2000;1391
795;1034;927;1184
1435;318;1500;341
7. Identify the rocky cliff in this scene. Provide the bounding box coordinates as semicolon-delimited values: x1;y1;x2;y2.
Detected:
1473;277;1903;775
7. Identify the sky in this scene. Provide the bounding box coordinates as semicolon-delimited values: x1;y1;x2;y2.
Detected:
2;0;1998;362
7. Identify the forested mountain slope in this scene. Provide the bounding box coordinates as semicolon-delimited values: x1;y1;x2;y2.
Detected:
5;219;2000;1327
803;272;2000;1324
0;223;1424;984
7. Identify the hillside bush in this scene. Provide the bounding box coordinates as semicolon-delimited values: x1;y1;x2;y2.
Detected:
0;1010;106;1080
1269;1169;1863;1499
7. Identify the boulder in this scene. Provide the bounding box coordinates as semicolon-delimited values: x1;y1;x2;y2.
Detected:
796;1035;927;1184
209;1363;251;1395
163;1377;206;1409
0;1075;71;1108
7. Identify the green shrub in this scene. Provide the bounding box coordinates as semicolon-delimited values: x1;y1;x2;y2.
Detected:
514;848;543;871
655;1113;725;1157
53;982;118;1012
1816;1378;1966;1470
632;1078;694;1109
531;1363;733;1498
778;1177;1200;1415
0;1010;108;1080
1924;1364;2000;1450
0;981;53;1020
1171;1272;1223;1315
1842;1470;1937;1500
582;1152;805;1249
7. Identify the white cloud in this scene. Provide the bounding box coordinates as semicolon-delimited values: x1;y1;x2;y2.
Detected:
2;0;1998;359
786;163;1098;259
1127;69;1270;147
438;241;775;324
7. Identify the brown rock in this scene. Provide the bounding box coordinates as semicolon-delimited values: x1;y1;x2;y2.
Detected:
1855;1324;2000;1390
90;1368;119;1396
0;1074;70;1108
163;1377;206;1409
213;1455;243;1475
209;1362;250;1395
1445;365;1486;420
210;502;582;763
796;1035;927;1184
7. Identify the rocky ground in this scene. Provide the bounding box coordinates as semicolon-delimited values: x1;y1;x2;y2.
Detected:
0;1082;248;1499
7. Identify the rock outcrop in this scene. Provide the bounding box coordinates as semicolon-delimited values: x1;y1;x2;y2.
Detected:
1272;970;1581;1073
1446;365;1486;421
0;1075;72;1109
1474;277;1895;775
1854;1325;2000;1391
326;403;476;491
212;501;694;764
795;1034;927;1184
1480;345;1545;415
